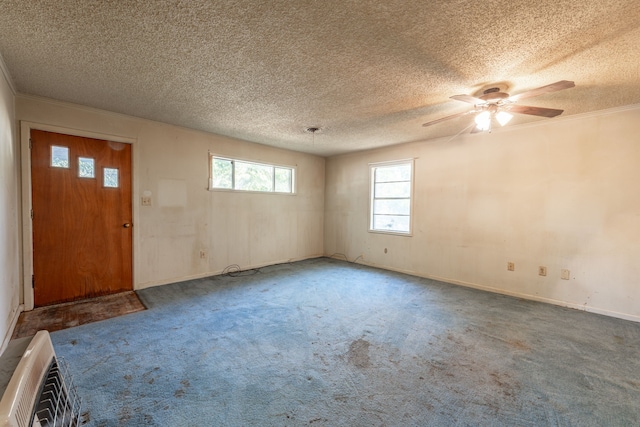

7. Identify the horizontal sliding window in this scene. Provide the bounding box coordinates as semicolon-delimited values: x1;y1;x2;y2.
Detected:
209;155;295;194
370;159;413;235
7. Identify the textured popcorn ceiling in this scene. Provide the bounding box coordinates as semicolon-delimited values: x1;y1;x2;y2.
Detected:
0;1;638;156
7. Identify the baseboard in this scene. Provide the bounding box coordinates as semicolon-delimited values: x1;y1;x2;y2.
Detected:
135;254;325;290
0;304;23;356
354;260;640;324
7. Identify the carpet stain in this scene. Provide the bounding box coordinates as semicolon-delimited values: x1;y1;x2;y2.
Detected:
347;338;371;369
508;339;532;351
491;372;512;393
142;367;160;385
118;405;132;425
174;379;191;398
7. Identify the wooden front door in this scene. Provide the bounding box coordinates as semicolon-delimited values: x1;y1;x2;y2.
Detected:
30;130;133;307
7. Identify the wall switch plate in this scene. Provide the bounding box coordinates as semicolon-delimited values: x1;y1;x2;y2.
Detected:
561;269;570;280
538;266;547;276
507;262;515;271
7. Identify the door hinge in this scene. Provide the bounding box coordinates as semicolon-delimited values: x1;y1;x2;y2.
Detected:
32;275;35;289
30;209;33;220
29;138;32;149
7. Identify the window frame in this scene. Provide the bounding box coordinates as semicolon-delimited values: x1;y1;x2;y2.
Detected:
369;158;414;236
208;153;296;195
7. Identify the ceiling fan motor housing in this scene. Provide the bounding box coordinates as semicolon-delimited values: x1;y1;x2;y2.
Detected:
479;89;510;102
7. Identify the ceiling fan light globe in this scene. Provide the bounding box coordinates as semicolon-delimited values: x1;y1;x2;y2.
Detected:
475;111;491;131
496;111;513;126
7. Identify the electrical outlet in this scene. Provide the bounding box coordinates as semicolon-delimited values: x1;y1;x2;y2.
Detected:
199;250;207;259
141;196;152;206
538;266;547;276
507;262;515;271
561;269;570;280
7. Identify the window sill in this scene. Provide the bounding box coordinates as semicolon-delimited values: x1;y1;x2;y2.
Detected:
208;187;297;196
368;229;413;237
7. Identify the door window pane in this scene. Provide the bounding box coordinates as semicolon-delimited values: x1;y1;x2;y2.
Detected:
78;157;95;178
104;168;119;188
51;146;69;168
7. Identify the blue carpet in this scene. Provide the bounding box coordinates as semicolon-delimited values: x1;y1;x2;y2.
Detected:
50;258;640;426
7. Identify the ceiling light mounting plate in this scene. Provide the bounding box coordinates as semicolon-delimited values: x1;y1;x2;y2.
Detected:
479;89;510;102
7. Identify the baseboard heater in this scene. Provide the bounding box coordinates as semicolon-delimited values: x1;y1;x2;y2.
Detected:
0;331;82;427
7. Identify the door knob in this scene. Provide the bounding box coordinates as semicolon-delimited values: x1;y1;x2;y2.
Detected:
123;223;132;228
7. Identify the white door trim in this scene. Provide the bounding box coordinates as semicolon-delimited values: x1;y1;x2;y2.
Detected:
20;121;137;310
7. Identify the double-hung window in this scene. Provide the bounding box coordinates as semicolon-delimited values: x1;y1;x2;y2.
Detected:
209;155;295;194
369;159;413;234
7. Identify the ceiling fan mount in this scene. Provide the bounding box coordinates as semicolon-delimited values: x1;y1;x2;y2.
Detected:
478;88;510;102
422;80;575;133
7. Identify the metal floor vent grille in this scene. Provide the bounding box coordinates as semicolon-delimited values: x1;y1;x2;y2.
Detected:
33;358;81;427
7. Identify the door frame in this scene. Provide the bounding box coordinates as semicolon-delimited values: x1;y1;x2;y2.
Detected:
20;121;138;311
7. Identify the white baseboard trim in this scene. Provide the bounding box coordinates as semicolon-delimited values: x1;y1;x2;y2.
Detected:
135;254;325;290
354;260;640;324
0;304;24;356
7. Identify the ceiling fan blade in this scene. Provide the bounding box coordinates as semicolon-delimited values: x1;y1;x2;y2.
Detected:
422;110;472;127
508;104;564;118
450;94;485;105
509;80;575;101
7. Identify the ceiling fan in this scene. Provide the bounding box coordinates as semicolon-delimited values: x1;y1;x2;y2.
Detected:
422;80;575;133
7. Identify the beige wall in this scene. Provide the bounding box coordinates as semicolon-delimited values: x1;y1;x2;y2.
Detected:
5;89;640;348
16;96;324;302
0;63;19;352
325;105;640;321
